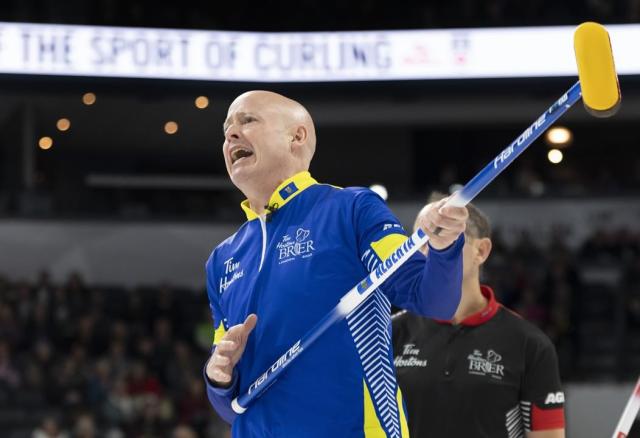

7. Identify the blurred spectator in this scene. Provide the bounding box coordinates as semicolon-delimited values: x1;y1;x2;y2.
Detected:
27;303;54;341
0;302;21;347
625;254;640;328
107;339;130;381
127;360;162;400
53;353;88;409
129;393;172;438
177;376;211;434
513;286;547;326
87;359;111;407
0;339;21;389
194;308;214;352
72;413;97;438
33;271;54;305
511;230;542;263
165;341;198;398
543;251;581;341
32;415;69;438
103;376;135;427
172;424;197;438
152;318;175;378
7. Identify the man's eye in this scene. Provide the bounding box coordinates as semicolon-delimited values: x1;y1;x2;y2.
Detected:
243;117;256;123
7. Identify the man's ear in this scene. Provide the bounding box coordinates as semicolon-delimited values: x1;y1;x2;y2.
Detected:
477;238;492;265
290;125;308;151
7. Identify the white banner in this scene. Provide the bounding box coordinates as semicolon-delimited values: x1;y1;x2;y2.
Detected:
0;22;639;82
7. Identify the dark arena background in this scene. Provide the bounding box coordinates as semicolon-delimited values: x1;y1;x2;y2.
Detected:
1;1;640;437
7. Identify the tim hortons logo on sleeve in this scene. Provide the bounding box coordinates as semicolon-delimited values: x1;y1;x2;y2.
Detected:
219;257;244;293
467;349;505;379
394;343;428;368
276;228;315;264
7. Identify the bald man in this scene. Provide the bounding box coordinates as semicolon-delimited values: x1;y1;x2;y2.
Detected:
203;90;468;438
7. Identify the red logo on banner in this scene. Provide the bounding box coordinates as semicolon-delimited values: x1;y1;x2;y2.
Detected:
403;45;430;65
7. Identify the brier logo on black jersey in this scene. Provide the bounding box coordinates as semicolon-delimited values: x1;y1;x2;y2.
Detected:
467;349;505;379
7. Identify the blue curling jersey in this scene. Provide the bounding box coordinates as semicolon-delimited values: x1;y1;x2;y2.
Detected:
204;171;463;438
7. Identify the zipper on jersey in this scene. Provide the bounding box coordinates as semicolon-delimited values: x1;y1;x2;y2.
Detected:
258;215;267;272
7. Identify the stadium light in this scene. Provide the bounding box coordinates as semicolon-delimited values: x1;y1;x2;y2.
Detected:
369;184;388;201
164;121;179;134
38;136;53;150
195;96;209;109
56;118;71;132
547;148;563;164
82;92;96;105
545;126;572;147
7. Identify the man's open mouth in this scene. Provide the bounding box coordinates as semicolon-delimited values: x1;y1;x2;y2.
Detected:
230;147;254;164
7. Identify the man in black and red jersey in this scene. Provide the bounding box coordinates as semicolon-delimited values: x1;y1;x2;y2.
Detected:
393;195;565;438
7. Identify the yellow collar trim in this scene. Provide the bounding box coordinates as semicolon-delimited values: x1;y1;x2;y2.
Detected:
240;171;318;221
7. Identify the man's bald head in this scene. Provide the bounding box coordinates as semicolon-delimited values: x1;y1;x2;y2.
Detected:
222;90;318;208
229;90;316;165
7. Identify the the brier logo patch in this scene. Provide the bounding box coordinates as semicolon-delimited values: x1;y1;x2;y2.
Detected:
467;349;505;379
277;228;315;264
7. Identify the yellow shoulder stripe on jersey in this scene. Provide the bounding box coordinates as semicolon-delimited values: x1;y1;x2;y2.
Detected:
213;322;227;345
397;387;410;437
363;381;388;438
371;233;409;262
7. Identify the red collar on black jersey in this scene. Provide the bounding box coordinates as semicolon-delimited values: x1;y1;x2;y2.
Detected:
436;285;500;327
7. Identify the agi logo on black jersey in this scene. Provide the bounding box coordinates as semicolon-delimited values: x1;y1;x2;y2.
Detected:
544;391;565;405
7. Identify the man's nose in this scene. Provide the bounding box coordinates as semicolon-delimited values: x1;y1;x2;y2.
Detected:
225;123;240;141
